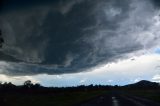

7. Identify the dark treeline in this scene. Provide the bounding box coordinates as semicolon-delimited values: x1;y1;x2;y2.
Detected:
0;80;159;94
0;80;114;94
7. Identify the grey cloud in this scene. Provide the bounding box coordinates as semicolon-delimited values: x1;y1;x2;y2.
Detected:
58;0;85;15
0;0;160;76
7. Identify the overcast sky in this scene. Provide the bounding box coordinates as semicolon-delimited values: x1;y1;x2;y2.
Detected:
0;0;160;86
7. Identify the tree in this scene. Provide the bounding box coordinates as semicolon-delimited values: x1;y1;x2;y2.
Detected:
23;80;33;88
33;83;41;89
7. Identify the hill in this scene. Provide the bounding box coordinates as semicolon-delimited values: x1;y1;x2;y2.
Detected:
124;80;159;89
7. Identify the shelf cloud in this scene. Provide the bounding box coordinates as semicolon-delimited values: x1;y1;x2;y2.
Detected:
0;0;160;75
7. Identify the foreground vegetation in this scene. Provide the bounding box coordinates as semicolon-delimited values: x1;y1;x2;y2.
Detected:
126;90;160;103
0;80;159;106
1;90;107;106
0;81;110;106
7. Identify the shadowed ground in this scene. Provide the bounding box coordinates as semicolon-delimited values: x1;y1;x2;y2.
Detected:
77;91;160;106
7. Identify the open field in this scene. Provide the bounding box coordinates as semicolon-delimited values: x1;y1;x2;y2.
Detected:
0;90;107;106
126;90;160;103
1;90;160;106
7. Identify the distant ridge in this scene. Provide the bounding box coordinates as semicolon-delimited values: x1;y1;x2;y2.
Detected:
124;80;159;89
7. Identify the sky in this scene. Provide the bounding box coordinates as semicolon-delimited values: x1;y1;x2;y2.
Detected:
0;0;160;87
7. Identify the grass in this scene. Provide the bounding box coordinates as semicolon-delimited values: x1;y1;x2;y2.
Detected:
1;90;108;106
126;90;160;103
2;89;160;106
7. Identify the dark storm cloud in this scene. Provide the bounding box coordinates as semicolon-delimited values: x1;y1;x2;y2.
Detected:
151;0;160;8
0;0;59;13
0;0;159;75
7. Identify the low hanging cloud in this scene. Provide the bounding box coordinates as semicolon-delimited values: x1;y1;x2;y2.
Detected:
152;74;160;83
0;0;160;75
